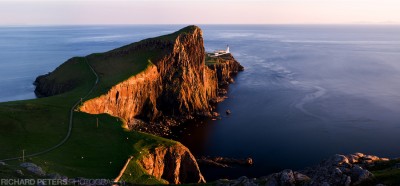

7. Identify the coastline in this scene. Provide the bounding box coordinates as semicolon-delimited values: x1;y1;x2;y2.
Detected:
0;24;400;185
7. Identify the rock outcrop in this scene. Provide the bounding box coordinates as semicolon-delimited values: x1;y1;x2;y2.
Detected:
302;153;387;186
207;53;244;87
20;162;46;176
78;25;243;126
137;143;206;184
216;153;389;186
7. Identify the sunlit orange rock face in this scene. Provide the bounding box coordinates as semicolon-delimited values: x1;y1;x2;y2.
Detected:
138;143;206;184
79;26;243;125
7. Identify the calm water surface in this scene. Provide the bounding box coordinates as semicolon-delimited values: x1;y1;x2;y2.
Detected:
1;25;400;180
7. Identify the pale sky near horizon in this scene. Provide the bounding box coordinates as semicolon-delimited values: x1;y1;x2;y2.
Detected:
0;0;400;25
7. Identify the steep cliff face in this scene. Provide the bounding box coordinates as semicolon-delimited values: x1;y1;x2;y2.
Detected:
153;26;217;118
138;143;206;184
79;26;243;124
207;53;244;86
79;65;162;122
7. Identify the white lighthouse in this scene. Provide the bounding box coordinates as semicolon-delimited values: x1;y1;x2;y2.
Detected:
207;45;231;57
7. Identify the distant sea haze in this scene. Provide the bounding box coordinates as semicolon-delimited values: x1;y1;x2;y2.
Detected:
2;25;400;180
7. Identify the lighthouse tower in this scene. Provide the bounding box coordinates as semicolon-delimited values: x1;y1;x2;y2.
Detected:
226;45;230;53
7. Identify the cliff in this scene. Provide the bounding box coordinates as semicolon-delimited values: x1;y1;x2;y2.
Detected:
138;143;206;184
75;25;243;125
32;25;243;184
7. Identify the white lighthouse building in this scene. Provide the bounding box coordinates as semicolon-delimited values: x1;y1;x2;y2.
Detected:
208;45;230;57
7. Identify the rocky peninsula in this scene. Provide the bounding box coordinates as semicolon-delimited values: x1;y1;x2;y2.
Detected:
32;25;243;184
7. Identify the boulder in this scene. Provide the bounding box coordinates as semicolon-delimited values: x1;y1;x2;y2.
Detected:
279;169;296;186
20;162;46;176
294;172;311;183
330;154;350;166
364;155;380;161
351;165;374;185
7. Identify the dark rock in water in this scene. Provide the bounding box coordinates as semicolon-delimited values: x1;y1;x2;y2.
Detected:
246;157;254;165
212;112;220;117
197;156;253;168
226;109;231;115
197;158;230;168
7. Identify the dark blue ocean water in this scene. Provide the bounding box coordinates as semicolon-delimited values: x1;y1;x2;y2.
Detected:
1;25;400;180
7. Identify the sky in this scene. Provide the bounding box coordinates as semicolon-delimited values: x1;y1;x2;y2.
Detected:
0;0;400;25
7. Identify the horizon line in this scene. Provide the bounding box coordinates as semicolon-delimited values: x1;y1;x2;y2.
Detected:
1;23;400;27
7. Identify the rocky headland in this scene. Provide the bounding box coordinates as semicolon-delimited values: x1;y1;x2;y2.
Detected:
33;25;243;184
78;26;243;129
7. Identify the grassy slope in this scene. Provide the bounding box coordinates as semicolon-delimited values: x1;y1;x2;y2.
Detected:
367;159;400;185
0;27;188;183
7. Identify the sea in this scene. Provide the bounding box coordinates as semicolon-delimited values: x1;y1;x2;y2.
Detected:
1;25;400;180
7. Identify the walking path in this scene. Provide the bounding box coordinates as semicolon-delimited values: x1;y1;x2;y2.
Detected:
113;156;134;184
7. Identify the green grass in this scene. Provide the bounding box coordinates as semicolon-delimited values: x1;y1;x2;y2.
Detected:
86;49;160;99
205;55;219;65
0;25;200;183
81;26;201;99
205;54;227;65
367;159;400;186
0;30;181;182
0;58;93;159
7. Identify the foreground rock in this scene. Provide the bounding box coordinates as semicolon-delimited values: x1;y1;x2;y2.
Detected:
20;162;46;176
302;153;383;185
217;170;310;186
137;143;206;184
216;153;389;186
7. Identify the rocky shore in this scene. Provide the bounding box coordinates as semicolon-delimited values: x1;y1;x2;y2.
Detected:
216;153;397;186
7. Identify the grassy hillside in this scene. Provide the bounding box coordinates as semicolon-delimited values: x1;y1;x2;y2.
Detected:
0;30;178;183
